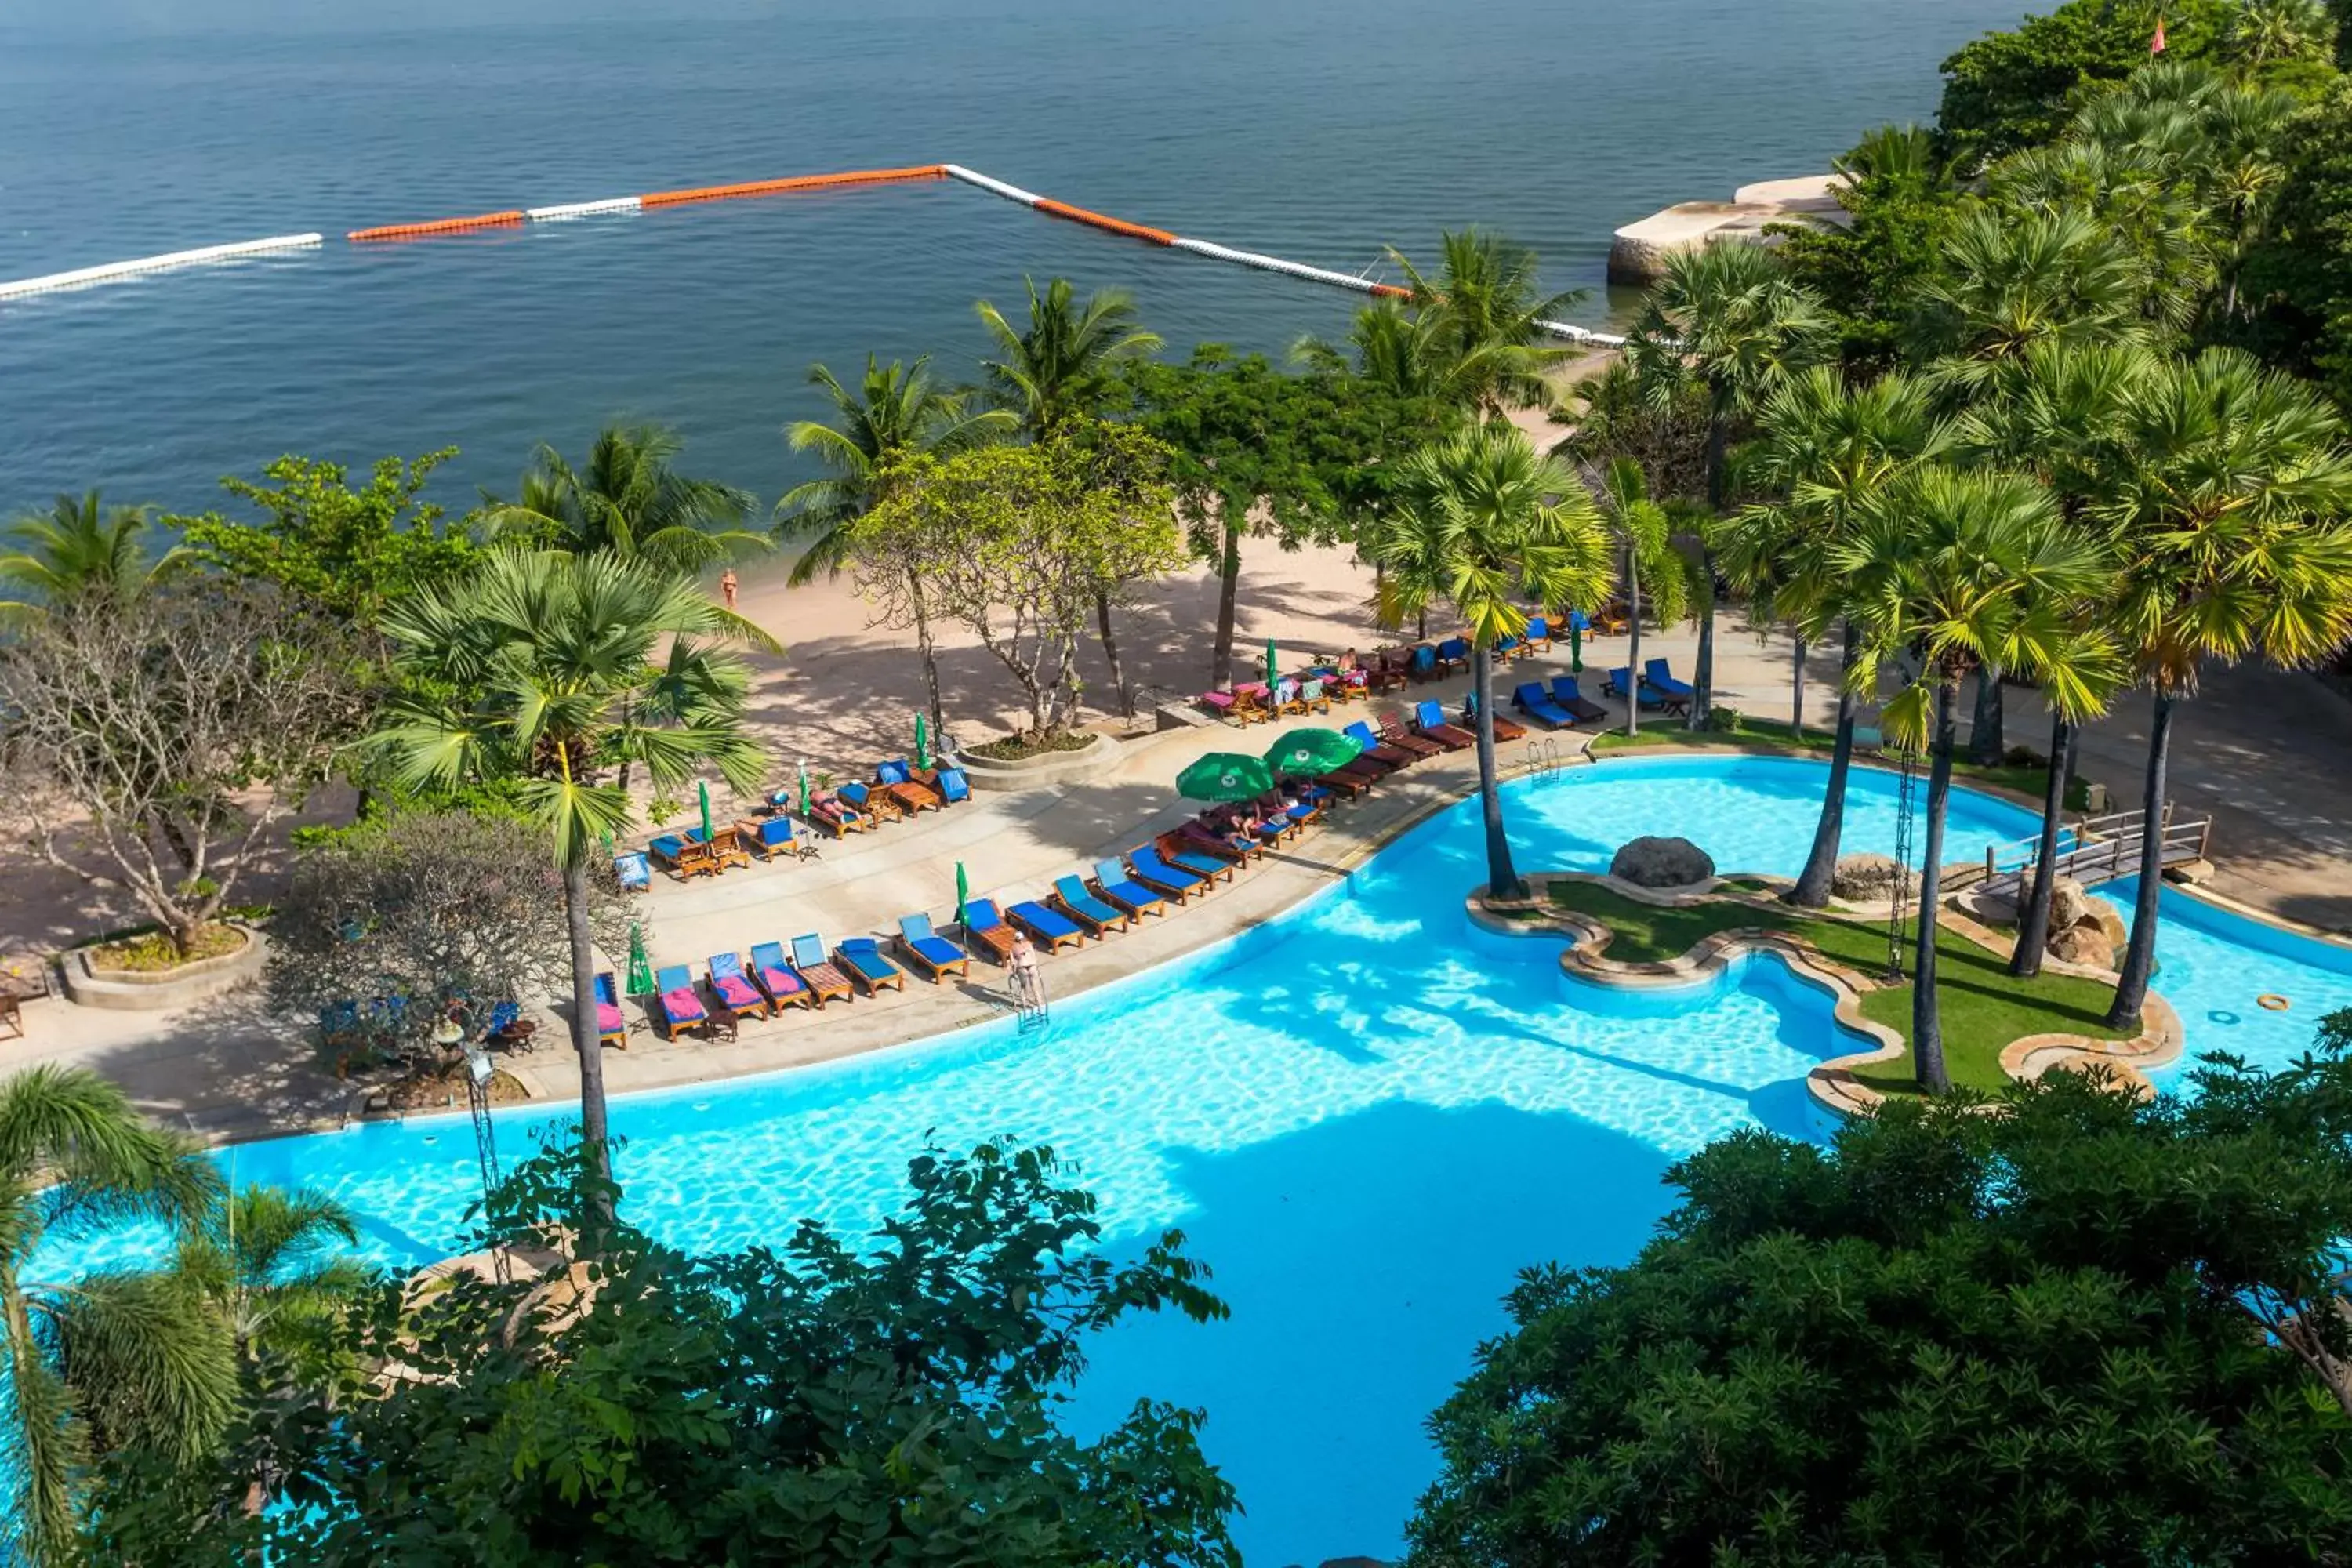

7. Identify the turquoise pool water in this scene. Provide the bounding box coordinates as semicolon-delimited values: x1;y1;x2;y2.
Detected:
53;756;2352;1563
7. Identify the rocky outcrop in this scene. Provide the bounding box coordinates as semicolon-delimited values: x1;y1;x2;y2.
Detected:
2048;877;2095;934
1610;836;1715;889
2048;924;2115;970
1606;175;1849;285
1831;853;1918;902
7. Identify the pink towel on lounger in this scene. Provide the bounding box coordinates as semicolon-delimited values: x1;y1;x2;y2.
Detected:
595;1001;624;1033
713;975;760;1009
758;964;804;996
661;986;705;1021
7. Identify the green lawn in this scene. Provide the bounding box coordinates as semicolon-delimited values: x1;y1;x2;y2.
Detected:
1544;881;2130;1096
1587;716;2063;804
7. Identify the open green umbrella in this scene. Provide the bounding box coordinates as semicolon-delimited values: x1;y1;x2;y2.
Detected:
1176;752;1277;803
915;713;931;771
625;921;654;996
954;861;970;928
698;779;713;842
1264;728;1363;778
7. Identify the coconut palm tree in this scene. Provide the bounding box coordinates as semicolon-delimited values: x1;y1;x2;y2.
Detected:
1838;466;2114;1092
1590;458;1688;741
0;490;184;622
0;1066;228;1564
1294;296;1473;406
171;1185;369;1370
2097;350;2352;1030
1628;242;1828;726
374;550;774;1189
486;423;767;576
1718;367;1951;907
1367;425;1613;899
776;355;1016;731
1381;229;1587;417
975;278;1162;716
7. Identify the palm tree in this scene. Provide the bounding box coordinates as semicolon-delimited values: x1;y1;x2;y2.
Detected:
1590;458;1688;740
777;355;1016;731
1717;367;1950;906
1367;425;1613;898
486;423;767;576
0;490;184;622
1384;229;1587;416
374;550;774;1189
1628;241;1828;726
2225;0;2337;64
0;1066;228;1564
1294;296;1472;405
1838;467;2114;1091
976;278;1162;717
1910;205;2148;398
2097;350;2352;1030
172;1185;368;1370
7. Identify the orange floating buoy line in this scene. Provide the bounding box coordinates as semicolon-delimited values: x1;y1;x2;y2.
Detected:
16;163;1624;345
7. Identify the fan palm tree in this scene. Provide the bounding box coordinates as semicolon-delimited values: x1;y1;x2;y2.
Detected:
2096;350;2352;1030
486;423;767;576
1910;205;2149;397
1718;367;1951;907
0;1066;228;1564
777;355;1016;731
976;278;1162;717
2224;0;2337;64
1591;458;1688;741
1628;241;1828;726
374;550;775;1190
171;1185;369;1370
1838;467;2115;1091
1368;425;1613;899
0;490;185;623
1384;229;1586;417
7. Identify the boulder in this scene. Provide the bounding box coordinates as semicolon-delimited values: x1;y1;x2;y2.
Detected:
2048;924;2115;971
2048;876;2094;933
1830;852;1918;902
1610;836;1716;889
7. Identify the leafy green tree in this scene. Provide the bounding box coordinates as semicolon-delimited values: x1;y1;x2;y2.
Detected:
1718;367;1951;907
0;490;185;623
1385;229;1584;416
2227;0;2339;66
172;451;474;630
0;1066;226;1566
373;551;772;1186
1410;1028;2352;1566
1628;242;1828;725
1934;0;2229;170
1367;424;1613;899
1555;359;1711;503
487;423;765;575
1838;465;2114;1090
776;354;1015;728
2243;77;2352;402
2096;349;2352;1030
119;1138;1242;1566
1774;125;1965;372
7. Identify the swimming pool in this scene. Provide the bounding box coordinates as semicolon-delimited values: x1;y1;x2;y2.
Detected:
53;754;2352;1563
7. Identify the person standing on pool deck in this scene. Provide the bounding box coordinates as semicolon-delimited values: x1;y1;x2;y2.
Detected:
718;566;739;612
1008;928;1044;1008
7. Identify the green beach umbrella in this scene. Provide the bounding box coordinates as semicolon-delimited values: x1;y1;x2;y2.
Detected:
1264;728;1363;778
954;861;970;928
625;921;653;996
1264;638;1279;687
698;779;713;842
797;762;811;816
1569;613;1584;673
915;712;931;771
1176;752;1276;803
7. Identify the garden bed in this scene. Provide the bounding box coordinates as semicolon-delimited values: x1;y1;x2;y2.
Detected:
85;922;246;974
963;731;1101;763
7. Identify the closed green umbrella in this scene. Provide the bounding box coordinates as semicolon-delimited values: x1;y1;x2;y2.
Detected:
1569;612;1584;673
954;861;970;928
915;713;931;771
626;921;653;996
1264;728;1363;777
1176;753;1277;803
797;763;811;817
1264;638;1279;688
698;779;713;842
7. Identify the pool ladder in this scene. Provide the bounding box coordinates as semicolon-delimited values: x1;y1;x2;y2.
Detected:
1524;736;1570;782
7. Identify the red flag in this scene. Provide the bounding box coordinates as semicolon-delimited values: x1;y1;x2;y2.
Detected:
2151;15;2167;53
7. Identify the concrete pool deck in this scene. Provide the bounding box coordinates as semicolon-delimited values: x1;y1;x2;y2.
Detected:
9;618;2352;1145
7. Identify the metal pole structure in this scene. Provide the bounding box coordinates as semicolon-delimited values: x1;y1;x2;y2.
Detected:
439;1015;507;1284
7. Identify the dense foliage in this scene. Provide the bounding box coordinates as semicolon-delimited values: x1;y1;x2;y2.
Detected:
1409;1024;2352;1566
96;1138;1242;1566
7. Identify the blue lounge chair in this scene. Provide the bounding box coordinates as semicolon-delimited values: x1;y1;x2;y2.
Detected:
1523;615;1555;652
739;816;808;862
960;898;1018;965
935;768;972;804
1126;845;1210;902
651;964;707;1041
788;934;855;1006
613;851;651;891
1512;681;1575;729
1606;666;1664;709
836;779;905;822
1435;636;1470;673
747;941;814;1011
1494;631;1522;662
1007;898;1087;952
1551;676;1610;724
1092;858;1167;919
1412;699;1476;750
895;913;970;982
1052;875;1132;935
1644;657;1695;700
1408;644;1439;682
706;953;769;1018
835;936;907;995
648;833;688;866
592;972;629;1049
1342;720;1413;771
